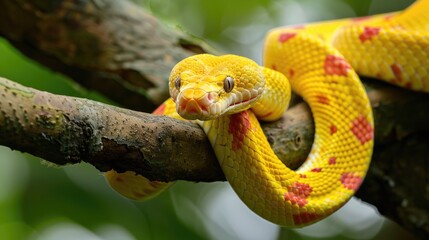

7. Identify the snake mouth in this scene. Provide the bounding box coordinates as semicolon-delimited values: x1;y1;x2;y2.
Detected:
176;90;218;120
228;95;258;107
223;91;260;115
179;98;209;117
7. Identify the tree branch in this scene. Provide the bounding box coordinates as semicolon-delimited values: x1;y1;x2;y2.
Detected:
0;77;222;182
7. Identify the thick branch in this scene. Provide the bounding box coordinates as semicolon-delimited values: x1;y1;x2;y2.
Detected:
0;77;221;182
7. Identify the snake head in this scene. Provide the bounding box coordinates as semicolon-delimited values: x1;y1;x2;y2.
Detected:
169;54;265;120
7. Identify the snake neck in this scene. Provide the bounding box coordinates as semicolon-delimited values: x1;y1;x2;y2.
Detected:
250;67;291;122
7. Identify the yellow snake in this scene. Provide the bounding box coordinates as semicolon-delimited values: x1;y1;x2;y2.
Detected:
106;0;429;227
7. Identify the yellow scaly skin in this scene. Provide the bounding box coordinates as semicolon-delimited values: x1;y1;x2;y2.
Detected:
106;0;429;227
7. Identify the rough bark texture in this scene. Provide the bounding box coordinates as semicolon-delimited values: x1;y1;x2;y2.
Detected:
0;0;428;239
0;77;221;182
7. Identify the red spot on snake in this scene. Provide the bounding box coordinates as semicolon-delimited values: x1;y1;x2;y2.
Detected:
330;124;337;135
271;64;277;70
359;26;381;42
293;212;320;225
299;174;307;178
324;55;351;76
311;168;322;173
391;63;403;82
153;103;166;115
340;172;363;191
328;157;337;165
289;69;295;77
279;32;297;43
228;111;251;151
351;115;373;144
317;94;329;105
284;182;312;207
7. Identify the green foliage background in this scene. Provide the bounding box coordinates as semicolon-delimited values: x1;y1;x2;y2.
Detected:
0;0;418;239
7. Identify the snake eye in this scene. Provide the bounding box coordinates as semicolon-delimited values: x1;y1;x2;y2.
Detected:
174;76;181;90
223;76;234;93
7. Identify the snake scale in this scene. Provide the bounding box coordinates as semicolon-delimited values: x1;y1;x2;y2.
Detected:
106;0;429;227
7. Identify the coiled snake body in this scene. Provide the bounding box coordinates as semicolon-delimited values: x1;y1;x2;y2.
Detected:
107;0;429;227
